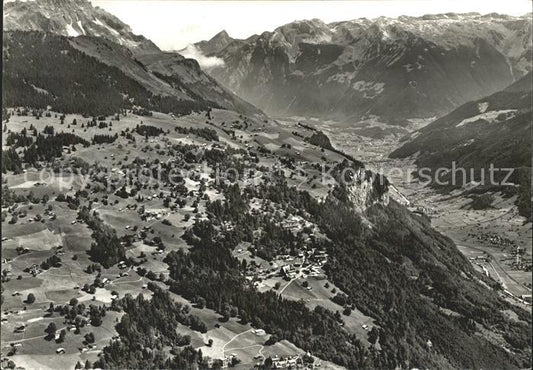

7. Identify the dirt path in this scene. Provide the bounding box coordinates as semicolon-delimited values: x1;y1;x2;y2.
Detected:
278;277;298;295
7;325;68;344
224;343;263;352
110;276;143;285
221;328;253;356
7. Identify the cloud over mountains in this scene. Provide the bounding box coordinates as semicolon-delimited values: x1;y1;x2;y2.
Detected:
180;44;225;70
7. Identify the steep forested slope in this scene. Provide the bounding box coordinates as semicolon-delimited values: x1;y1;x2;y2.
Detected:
3;0;263;116
2;31;213;115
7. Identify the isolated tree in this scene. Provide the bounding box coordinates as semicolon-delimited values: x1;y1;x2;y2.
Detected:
196;297;206;309
84;332;95;344
57;329;66;343
343;307;352;316
368;327;379;345
45;322;57;338
91;314;102;327
26;293;35;304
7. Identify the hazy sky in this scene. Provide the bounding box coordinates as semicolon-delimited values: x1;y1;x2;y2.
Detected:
92;0;532;50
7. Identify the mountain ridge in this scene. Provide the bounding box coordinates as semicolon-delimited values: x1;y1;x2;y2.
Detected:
390;72;532;219
1;3;532;370
3;0;264;116
195;13;532;123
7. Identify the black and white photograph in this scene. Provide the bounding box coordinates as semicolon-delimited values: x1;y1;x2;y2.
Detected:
1;0;532;369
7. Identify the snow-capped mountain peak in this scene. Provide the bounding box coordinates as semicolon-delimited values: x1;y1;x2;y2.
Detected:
4;0;159;52
196;12;532;123
3;0;264;116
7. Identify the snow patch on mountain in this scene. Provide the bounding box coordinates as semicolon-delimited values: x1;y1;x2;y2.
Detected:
193;12;530;121
290;70;305;77
352;81;385;97
478;102;489;113
30;84;50;95
456;109;517;127
327;71;357;84
65;23;79;37
76;20;86;35
303;33;332;44
404;64;414;72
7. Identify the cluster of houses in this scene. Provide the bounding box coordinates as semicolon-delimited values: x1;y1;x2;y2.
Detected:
27;263;42;277
281;215;309;231
243;248;328;286
255;352;323;369
141;208;169;222
206;351;323;369
509;246;532;272
521;295;532;304
44;207;57;220
206;354;238;369
476;232;516;249
469;254;489;263
469;232;531;273
279;249;328;280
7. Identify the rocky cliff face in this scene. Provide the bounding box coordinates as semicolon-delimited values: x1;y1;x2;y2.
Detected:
346;170;390;213
195;14;532;124
329;166;390;212
3;0;159;52
194;30;235;55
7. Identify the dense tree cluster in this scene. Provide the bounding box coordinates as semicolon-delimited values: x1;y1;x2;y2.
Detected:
3;31;213;116
3;31;147;115
6;130;34;148
40;255;62;270
92;134;118;145
94;285;209;369
78;206;125;268
304;131;333;150
2;148;22;173
174;126;219;142
135;124;163;137
23;133;89;165
1;186;27;207
164;246;370;368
